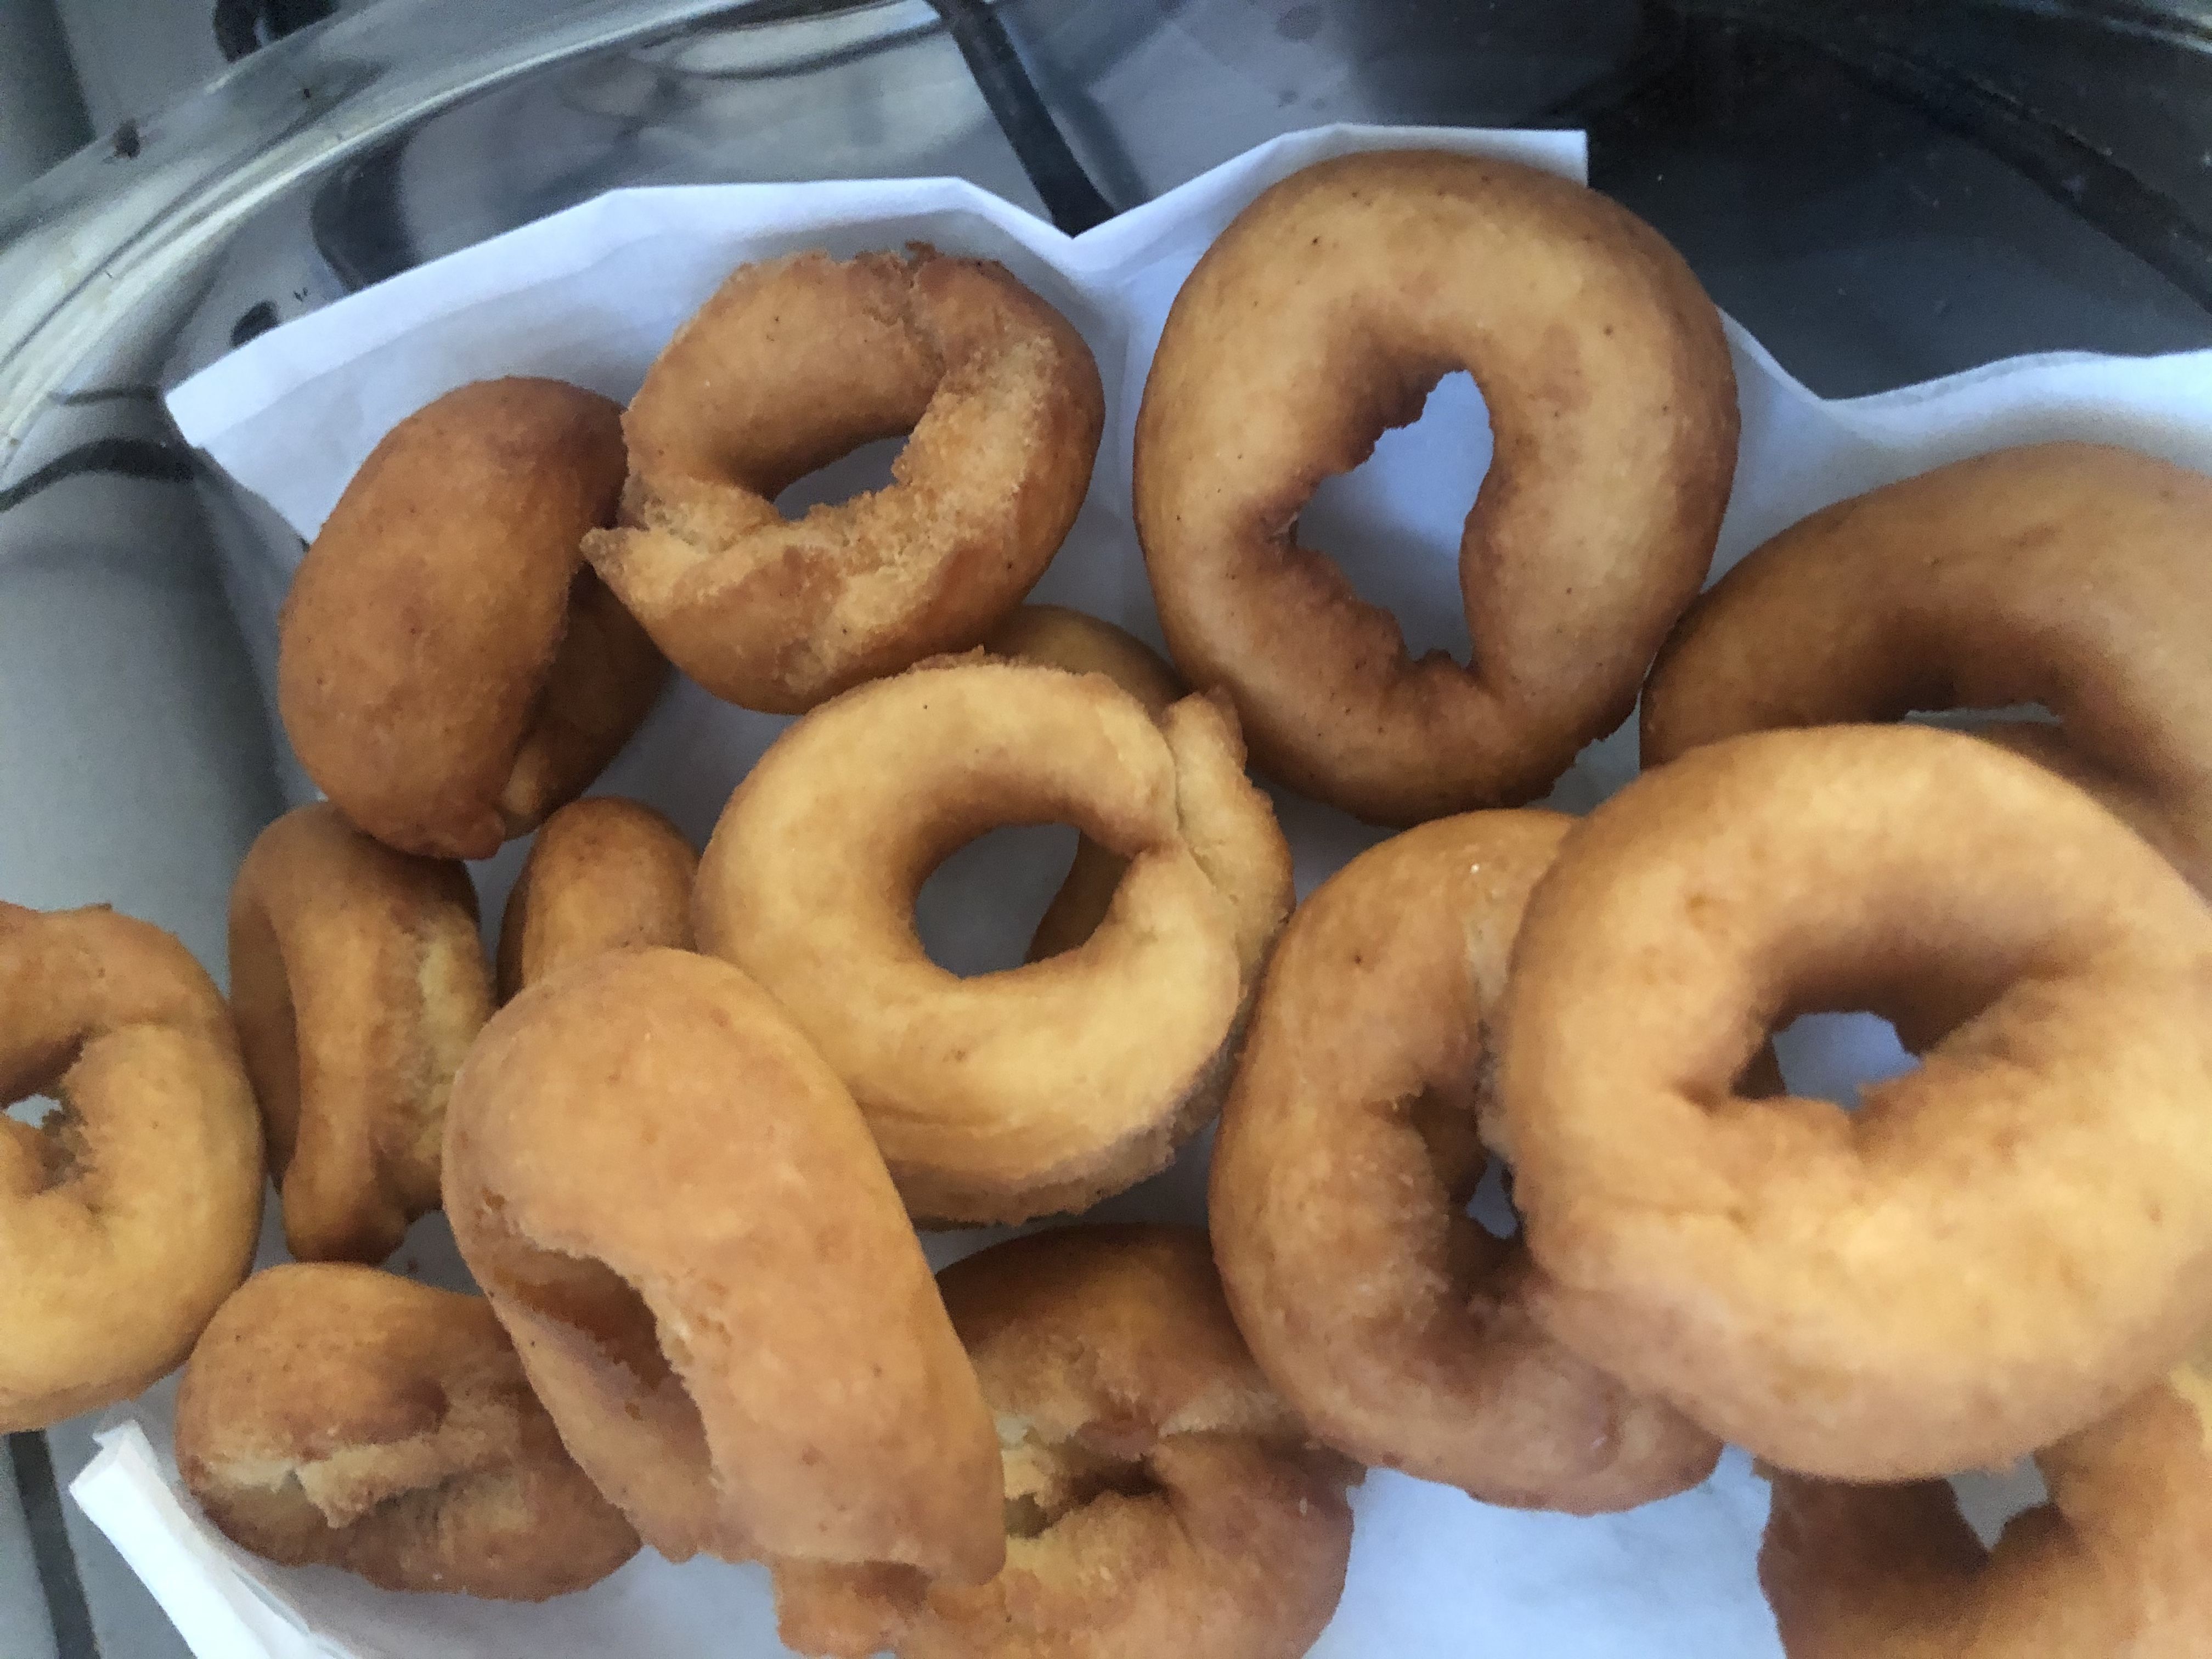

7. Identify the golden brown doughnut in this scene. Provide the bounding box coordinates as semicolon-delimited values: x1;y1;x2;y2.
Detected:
1493;724;2212;1480
443;948;1002;1579
1760;1341;2212;1656
1211;812;1721;1512
279;377;667;859
0;905;262;1431
494;796;696;1000
981;604;1184;960
693;656;1293;1224
176;1263;639;1600
584;247;1104;714
228;804;492;1263
774;1226;1356;1659
1135;149;1739;825
1641;443;2212;892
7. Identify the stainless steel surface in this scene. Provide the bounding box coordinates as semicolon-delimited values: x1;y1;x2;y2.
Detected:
4;2;2212;1652
0;0;91;200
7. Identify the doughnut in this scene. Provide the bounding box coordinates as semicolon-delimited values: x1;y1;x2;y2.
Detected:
774;1226;1356;1659
443;947;1002;1578
175;1263;639;1599
1211;811;1721;1512
1493;723;2212;1480
692;656;1293;1223
229;804;493;1263
1135;149;1739;825
279;376;667;860
495;796;696;999
1641;443;2212;892
980;605;1183;960
584;247;1105;714
0;904;262;1431
1760;1340;2212;1656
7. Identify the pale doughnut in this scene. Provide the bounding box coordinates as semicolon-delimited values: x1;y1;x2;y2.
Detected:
693;656;1292;1223
1495;724;2212;1479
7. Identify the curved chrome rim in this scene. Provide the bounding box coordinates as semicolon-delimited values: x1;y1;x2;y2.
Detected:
0;0;930;466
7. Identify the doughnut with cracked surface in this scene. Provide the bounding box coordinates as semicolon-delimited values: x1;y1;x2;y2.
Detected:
585;247;1104;713
176;1262;639;1600
774;1226;1357;1659
0;903;262;1431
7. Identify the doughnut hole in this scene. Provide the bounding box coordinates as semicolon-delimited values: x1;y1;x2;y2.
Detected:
1953;1459;2051;1548
1290;369;1491;667
1000;1423;1165;1540
1905;701;2057;737
4;1092;61;1127
912;823;1083;977
1465;1158;1520;1242
1770;1011;1918;1111
3;1075;80;1192
772;433;908;521
1404;1085;1513;1278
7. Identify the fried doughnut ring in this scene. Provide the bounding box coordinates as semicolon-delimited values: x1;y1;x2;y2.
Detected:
229;804;492;1263
584;247;1105;713
693;656;1293;1223
981;605;1184;960
1642;443;2212;892
495;797;696;999
444;948;1002;1578
1494;724;2212;1480
1760;1342;2212;1656
1212;812;1720;1511
0;905;262;1431
1135;149;1739;825
279;377;667;859
176;1263;639;1600
775;1226;1356;1659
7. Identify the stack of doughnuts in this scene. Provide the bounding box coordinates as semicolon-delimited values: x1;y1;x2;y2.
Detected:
13;142;2212;1658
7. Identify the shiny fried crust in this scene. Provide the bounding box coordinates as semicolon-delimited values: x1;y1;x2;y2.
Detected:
775;1226;1357;1659
0;905;262;1431
443;949;1002;1578
584;248;1104;713
982;605;1185;961
693;657;1293;1224
228;804;492;1263
176;1264;639;1600
1211;812;1719;1511
495;797;696;1000
1641;442;2212;893
1134;149;1737;825
1494;725;2212;1480
1760;1346;2212;1657
279;377;666;859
